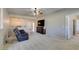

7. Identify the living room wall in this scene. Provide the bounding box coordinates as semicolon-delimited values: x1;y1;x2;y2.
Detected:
45;8;79;39
9;15;37;34
0;8;9;49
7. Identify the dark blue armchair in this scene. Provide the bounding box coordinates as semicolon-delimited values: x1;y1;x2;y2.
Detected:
14;28;29;42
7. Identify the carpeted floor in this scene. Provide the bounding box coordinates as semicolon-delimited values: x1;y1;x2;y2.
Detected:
3;33;79;50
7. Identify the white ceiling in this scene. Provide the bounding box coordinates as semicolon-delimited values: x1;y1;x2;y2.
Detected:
7;8;63;17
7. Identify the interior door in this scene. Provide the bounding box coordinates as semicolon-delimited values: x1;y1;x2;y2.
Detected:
65;16;73;40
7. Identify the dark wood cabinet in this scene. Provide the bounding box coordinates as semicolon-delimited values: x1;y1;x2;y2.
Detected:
37;20;46;34
37;26;46;34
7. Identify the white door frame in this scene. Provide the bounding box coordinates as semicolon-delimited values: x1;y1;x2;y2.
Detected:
65;12;79;40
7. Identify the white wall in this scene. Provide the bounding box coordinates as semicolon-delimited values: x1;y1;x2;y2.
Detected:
0;8;9;49
9;15;37;35
0;8;4;49
45;8;79;39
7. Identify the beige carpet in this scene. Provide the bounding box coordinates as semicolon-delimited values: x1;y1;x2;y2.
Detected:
4;33;79;50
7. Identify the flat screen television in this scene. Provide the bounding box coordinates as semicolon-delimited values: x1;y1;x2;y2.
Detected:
38;20;44;26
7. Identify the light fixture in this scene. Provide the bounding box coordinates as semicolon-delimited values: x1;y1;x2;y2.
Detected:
31;8;44;20
31;8;43;16
34;8;39;16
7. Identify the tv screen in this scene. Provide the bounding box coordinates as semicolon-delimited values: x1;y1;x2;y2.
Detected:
38;20;44;26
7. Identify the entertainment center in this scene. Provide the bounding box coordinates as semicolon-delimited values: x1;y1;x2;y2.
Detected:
36;20;46;34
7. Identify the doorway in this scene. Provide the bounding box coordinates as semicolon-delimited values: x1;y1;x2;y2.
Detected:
65;14;79;40
73;20;76;35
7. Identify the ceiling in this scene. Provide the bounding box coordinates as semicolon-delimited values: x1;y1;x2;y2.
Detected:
7;8;63;17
